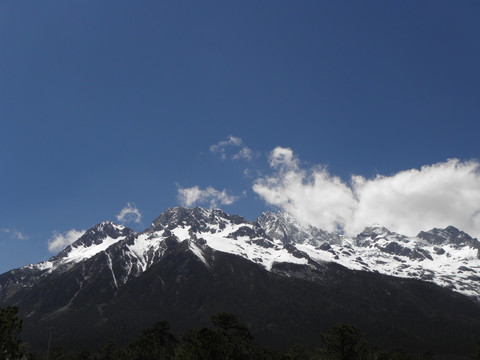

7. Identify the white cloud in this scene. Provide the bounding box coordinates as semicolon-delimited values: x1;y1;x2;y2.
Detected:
210;135;255;161
177;185;239;208
210;135;242;151
233;146;254;161
268;146;299;170
253;147;480;238
48;229;86;253
349;159;480;237
253;147;356;233
1;228;27;240
210;135;243;159
116;202;142;224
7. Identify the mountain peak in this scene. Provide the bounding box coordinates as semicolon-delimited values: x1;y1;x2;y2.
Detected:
362;224;391;234
149;206;247;233
354;225;407;248
257;210;341;246
75;221;131;247
51;221;135;263
417;226;479;247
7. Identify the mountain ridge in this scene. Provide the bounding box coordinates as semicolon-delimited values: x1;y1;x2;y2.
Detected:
2;206;480;356
3;206;480;302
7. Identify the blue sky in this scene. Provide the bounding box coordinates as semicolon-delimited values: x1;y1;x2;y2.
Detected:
1;1;480;274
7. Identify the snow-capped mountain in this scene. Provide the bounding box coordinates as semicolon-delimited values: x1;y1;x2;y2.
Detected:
3;207;480;302
2;206;480;355
257;215;480;301
0;221;134;301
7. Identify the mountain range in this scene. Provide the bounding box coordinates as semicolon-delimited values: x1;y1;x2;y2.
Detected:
2;207;480;357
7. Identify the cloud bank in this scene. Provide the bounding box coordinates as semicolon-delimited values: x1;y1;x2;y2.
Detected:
116;202;142;224
177;185;238;208
48;229;86;252
253;147;480;238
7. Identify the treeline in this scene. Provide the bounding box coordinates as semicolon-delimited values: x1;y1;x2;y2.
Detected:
1;305;479;360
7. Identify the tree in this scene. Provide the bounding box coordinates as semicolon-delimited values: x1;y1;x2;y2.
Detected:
175;313;261;360
175;328;225;360
74;348;91;360
97;340;118;360
320;324;367;360
0;305;23;360
211;312;258;360
127;320;178;360
284;344;321;360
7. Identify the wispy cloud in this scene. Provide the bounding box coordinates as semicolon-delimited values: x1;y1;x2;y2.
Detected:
210;135;255;161
253;147;480;238
1;228;27;240
177;185;239;208
48;229;86;253
233;147;254;161
116;202;142;224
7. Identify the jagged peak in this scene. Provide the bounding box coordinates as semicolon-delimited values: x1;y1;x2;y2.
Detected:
417;225;479;246
90;220;125;232
82;221;132;240
355;225;398;247
363;223;390;232
151;206;209;224
257;210;310;230
359;224;407;238
257;210;341;246
149;206;248;232
258;210;304;223
50;221;135;262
